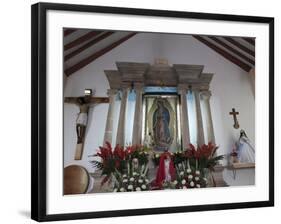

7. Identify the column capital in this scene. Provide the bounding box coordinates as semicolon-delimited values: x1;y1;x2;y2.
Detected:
120;83;131;89
107;89;118;96
133;82;144;91
200;90;212;100
177;85;188;94
193;88;201;94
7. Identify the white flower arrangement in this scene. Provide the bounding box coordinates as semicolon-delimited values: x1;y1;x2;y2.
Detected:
141;184;146;190
113;163;150;192
190;181;195;187
173;166;208;189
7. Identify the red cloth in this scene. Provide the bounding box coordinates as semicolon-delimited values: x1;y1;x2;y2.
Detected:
155;152;176;188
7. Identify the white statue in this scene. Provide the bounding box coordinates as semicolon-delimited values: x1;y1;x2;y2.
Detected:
236;129;255;163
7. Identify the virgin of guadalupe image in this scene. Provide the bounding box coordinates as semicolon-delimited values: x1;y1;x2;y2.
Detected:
152;100;172;150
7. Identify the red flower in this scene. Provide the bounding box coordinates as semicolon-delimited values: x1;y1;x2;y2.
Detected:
184;143;218;159
185;144;197;158
125;145;137;157
95;141;115;164
113;144;125;160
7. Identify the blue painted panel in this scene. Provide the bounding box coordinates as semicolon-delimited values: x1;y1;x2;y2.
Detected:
144;86;178;93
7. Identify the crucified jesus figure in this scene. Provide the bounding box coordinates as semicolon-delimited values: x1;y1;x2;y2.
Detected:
75;97;91;144
65;94;109;160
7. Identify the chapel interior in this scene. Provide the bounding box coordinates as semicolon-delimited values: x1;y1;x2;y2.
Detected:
63;29;255;194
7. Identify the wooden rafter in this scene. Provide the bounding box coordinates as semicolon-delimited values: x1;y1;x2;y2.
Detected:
64;32;115;61
64;31;102;51
243;37;255;46
223;37;255;57
64;29;77;37
193;35;252;72
65;32;137;76
208;36;255;65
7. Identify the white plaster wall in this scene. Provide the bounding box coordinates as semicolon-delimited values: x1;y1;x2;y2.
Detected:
64;32;255;186
64;33;162;172
159;34;255;158
223;168;255;186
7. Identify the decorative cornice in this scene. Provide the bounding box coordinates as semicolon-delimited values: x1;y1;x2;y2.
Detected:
105;62;214;89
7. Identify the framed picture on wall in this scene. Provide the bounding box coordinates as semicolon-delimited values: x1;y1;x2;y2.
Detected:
31;2;274;222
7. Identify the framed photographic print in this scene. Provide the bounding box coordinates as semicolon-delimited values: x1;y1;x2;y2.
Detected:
31;2;274;222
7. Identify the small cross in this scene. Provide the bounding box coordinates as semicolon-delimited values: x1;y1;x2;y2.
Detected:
229;108;240;129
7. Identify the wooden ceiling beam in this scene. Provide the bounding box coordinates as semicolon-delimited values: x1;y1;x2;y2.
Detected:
64;32;115;61
65;32;137;76
208;36;255;65
64;29;77;37
193;35;252;72
64;31;102;51
243;37;255;46
223;37;255;57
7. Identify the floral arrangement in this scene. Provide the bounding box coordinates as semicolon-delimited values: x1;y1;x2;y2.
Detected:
152;143;223;189
172;165;208;189
172;143;223;188
90;141;223;191
90;142;150;187
113;170;150;192
182;143;223;172
230;147;238;164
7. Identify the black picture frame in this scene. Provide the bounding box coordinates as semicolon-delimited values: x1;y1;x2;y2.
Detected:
31;2;274;222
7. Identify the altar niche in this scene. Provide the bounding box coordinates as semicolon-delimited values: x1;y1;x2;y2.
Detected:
104;61;215;151
143;94;180;152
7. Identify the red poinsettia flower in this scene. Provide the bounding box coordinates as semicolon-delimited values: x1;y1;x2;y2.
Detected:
113;144;125;160
185;144;197;158
202;142;218;158
94;141;115;164
125;145;137;157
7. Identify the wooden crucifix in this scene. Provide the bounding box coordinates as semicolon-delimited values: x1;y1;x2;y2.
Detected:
64;89;109;160
229;108;240;129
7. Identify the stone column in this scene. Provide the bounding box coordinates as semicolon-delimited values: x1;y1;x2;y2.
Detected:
132;84;143;145
178;87;190;149
201;90;215;143
116;87;128;146
103;89;117;145
194;90;205;146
